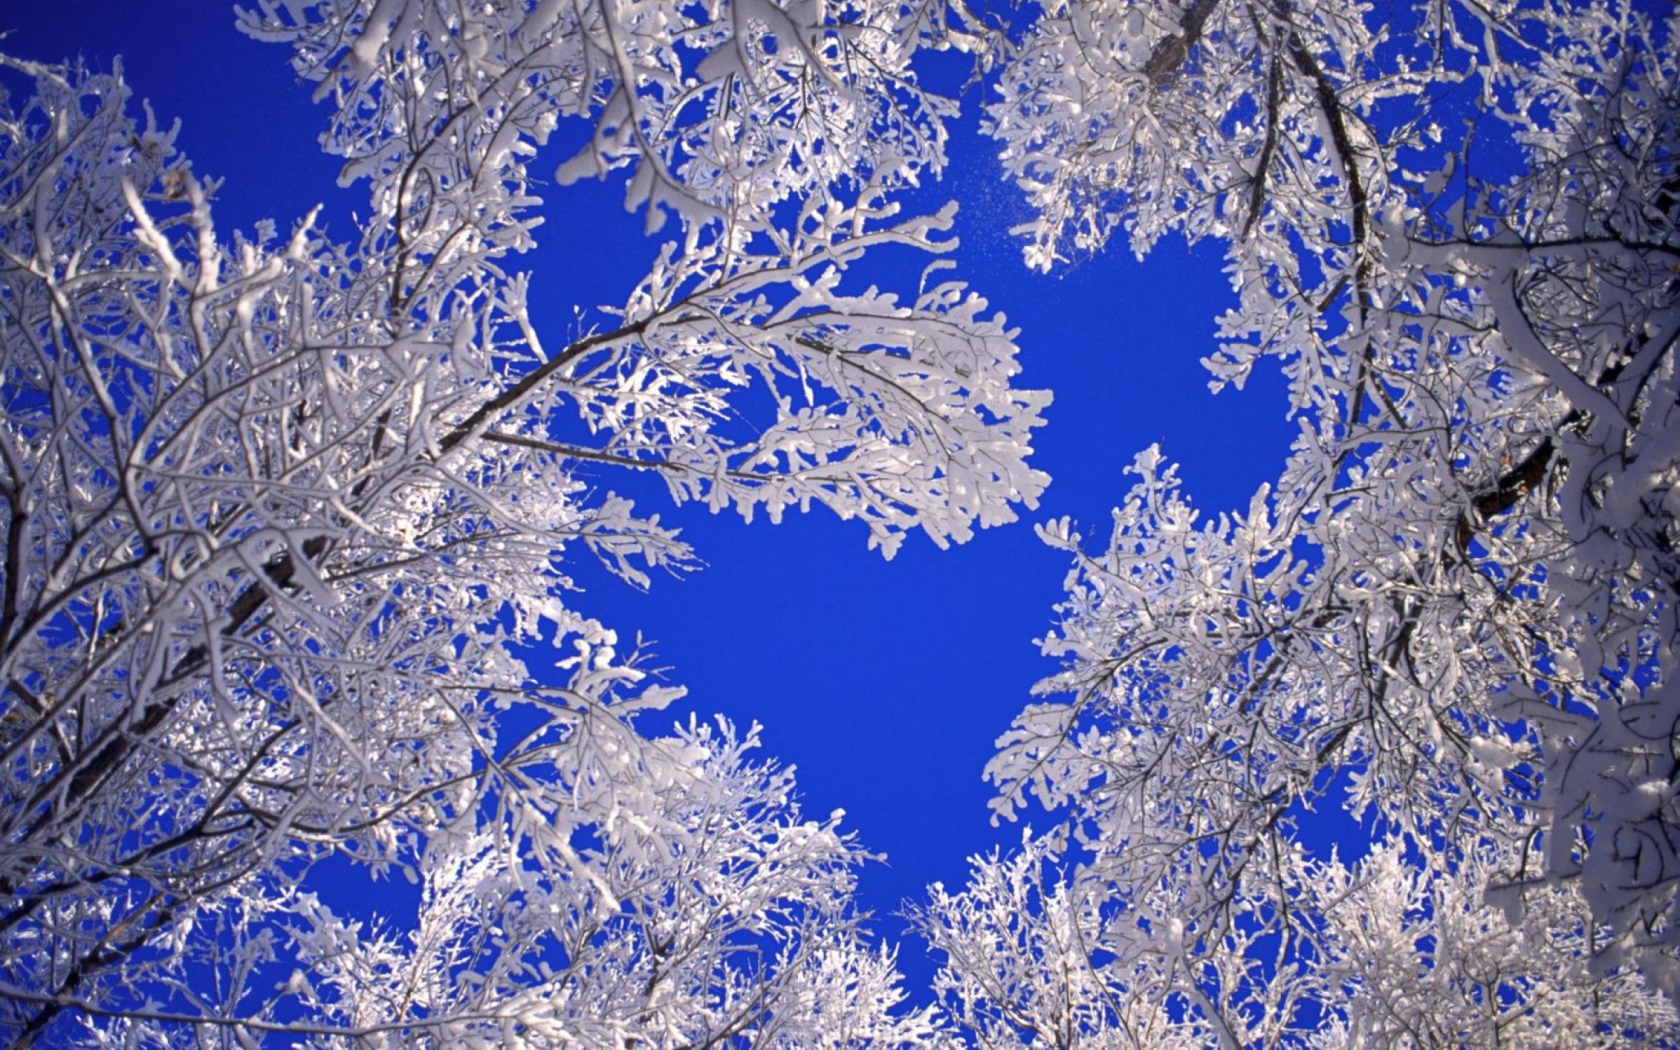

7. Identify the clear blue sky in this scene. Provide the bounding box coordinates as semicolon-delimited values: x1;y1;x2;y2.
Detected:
1;0;1299;998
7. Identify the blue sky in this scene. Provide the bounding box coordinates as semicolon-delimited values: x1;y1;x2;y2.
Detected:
2;0;1301;997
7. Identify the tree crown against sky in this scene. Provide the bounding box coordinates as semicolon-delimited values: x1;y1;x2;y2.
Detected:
0;0;1041;1043
918;0;1680;1046
1;0;1678;1047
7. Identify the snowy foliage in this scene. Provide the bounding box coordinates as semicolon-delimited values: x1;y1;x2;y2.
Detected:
11;0;1680;1043
237;719;952;1049
919;0;1680;1045
0;0;1044;1043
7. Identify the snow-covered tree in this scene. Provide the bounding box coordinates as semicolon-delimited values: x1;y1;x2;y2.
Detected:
918;832;1676;1049
921;0;1680;1044
0;0;1044;1042
212;717;953;1049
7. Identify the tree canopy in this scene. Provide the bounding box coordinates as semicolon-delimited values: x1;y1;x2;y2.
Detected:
921;0;1680;1045
1;0;1677;1046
